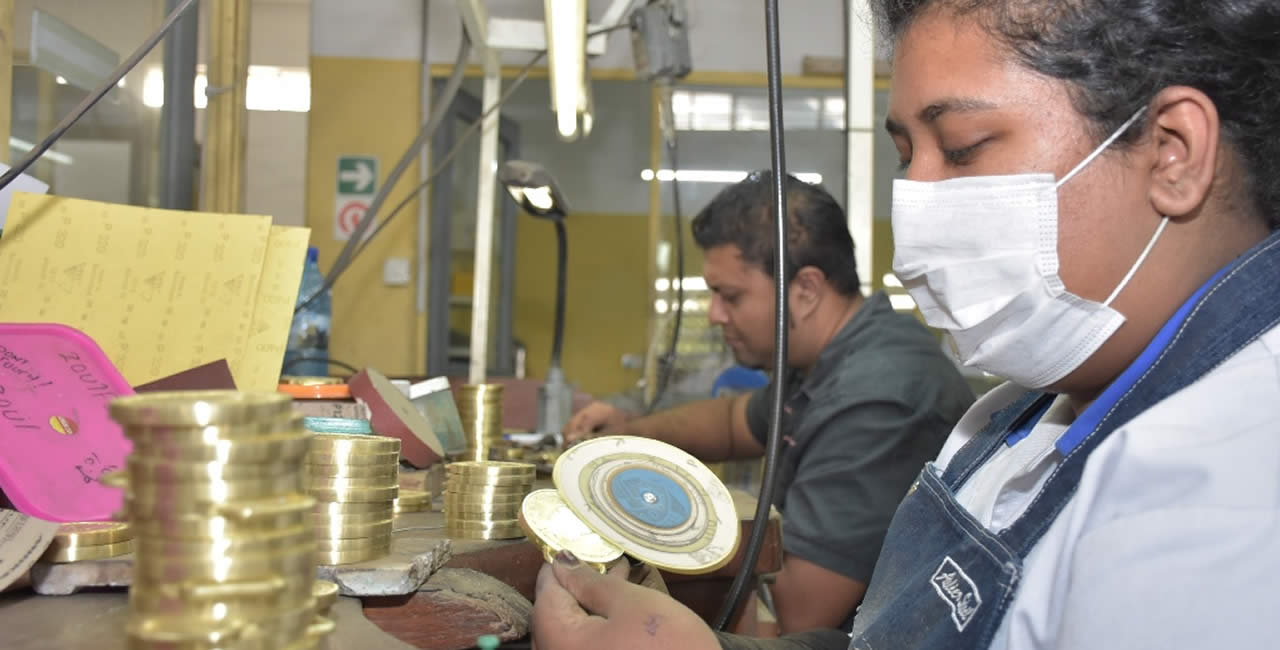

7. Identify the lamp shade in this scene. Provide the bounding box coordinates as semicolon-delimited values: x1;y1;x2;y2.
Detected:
497;160;570;219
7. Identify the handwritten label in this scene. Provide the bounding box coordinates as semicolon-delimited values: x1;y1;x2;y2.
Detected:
0;385;41;432
0;346;122;434
0;343;54;390
57;351;119;399
0;338;127;511
73;451;118;486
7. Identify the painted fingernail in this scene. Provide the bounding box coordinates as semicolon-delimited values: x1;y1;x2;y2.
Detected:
535;565;551;595
555;550;580;567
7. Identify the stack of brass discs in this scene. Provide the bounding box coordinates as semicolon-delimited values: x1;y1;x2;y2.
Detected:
41;521;135;563
109;391;331;650
308;433;400;565
313;580;339;616
443;461;534;540
392;488;431;515
456;384;504;462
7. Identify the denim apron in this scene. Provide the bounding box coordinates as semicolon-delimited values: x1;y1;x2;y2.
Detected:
847;231;1280;649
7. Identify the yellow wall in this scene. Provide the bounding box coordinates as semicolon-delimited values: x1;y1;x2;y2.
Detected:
871;218;895;291
306;56;423;375
515;213;659;397
305;57;898;385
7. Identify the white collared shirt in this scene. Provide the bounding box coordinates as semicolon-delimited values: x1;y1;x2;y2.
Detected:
936;323;1280;650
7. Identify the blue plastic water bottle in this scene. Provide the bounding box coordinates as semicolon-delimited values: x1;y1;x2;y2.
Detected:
283;246;331;377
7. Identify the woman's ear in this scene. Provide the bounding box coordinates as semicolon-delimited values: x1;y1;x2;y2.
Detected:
1145;86;1220;222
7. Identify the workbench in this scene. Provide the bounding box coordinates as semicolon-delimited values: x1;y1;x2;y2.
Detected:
2;490;780;649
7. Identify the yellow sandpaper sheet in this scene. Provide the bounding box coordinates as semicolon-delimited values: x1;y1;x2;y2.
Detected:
236;225;311;392
0;193;273;386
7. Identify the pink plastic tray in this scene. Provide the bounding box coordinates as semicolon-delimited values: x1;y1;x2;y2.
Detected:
0;323;132;522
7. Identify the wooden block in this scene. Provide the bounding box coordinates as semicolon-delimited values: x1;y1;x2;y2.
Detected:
363;568;532;650
444;538;545;603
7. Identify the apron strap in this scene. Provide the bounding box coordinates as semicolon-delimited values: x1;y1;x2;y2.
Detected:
1004;231;1280;550
940;390;1048;490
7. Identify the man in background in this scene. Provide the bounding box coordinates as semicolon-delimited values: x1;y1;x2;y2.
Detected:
566;172;974;633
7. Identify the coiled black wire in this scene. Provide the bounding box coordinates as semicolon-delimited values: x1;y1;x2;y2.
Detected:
713;0;790;630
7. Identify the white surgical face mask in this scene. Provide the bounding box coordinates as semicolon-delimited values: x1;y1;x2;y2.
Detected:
891;108;1167;389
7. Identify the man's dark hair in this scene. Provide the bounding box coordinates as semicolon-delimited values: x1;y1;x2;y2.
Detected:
691;172;861;295
872;0;1280;228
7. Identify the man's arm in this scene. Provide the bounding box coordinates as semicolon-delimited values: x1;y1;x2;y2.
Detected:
772;555;867;635
622;393;764;462
769;398;930;633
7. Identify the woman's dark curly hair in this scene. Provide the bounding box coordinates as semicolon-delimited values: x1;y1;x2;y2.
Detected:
873;0;1280;227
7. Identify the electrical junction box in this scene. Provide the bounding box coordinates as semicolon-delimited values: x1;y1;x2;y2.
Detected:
629;0;692;82
383;257;411;286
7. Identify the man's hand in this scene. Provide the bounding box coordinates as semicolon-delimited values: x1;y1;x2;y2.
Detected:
532;552;720;650
564;401;632;444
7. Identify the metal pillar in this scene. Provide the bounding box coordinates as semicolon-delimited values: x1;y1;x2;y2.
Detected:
160;0;198;210
845;0;875;293
0;0;13;166
417;1;432;375
34;69;55;182
427;84;520;379
642;84;663;405
427;100;456;378
467;50;502;384
201;0;250;213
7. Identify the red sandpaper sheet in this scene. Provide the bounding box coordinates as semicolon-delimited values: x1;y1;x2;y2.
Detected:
348;368;444;468
133;359;237;392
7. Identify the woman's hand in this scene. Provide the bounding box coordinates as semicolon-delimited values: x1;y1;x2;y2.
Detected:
532;552;721;650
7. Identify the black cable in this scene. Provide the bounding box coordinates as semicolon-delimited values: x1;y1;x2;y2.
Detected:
646;130;685;413
550;217;568;369
329;28;472;292
319;22;632;294
296;28;473;314
713;0;789;630
0;0;199;192
280;357;358;375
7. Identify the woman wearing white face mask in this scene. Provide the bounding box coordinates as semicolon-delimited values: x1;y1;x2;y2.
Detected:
852;0;1280;648
528;1;1280;649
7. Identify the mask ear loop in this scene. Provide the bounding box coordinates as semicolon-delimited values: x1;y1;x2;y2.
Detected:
1057;106;1149;188
1104;216;1169;305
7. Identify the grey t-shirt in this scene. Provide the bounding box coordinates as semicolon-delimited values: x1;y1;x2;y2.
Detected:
746;291;974;589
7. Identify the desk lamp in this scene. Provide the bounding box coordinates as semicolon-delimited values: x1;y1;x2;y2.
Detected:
498;160;573;436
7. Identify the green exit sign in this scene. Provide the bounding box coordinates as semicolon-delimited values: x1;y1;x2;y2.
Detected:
337;155;378;195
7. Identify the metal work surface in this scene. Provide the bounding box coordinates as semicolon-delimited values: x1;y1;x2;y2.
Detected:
0;593;415;650
26;509;534;598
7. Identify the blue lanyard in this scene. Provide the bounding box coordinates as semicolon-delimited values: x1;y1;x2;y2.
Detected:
1001;263;1235;451
1052;263;1234;455
1004;398;1053;446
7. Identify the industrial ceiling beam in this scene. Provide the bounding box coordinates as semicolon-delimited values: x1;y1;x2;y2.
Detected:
487;17;608;55
455;0;490;49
